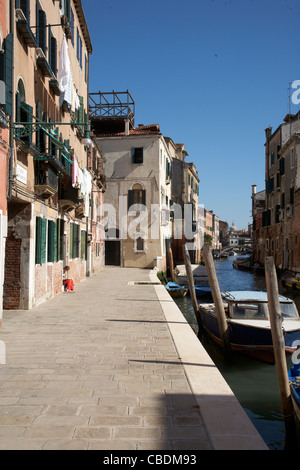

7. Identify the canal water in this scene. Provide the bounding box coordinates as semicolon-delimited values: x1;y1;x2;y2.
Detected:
174;255;300;450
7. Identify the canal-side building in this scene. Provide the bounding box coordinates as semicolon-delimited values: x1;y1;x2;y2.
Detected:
0;0;10;324
90;91;172;271
2;0;105;311
166;138;200;264
253;113;300;271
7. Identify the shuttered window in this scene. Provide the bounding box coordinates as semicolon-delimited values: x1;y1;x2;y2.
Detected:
128;189;146;209
48;220;57;262
131;147;143;164
36;217;47;264
38;8;47;54
81;230;87;260
69;223;80;259
2;34;13;116
57;219;65;261
48;27;57;76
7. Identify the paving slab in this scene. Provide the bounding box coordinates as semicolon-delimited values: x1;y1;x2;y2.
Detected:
0;267;268;450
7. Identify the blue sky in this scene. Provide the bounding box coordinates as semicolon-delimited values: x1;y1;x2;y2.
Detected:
83;0;300;230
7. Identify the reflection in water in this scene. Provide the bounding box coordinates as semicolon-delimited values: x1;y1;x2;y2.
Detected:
174;256;300;450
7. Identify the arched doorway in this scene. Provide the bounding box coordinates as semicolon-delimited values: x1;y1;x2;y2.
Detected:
105;228;121;266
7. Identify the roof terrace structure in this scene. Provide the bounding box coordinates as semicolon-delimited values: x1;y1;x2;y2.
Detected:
89;90;135;135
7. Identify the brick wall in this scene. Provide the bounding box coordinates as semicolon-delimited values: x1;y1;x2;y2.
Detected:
3;233;21;309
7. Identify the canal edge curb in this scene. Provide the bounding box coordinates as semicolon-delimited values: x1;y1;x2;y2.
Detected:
149;270;269;451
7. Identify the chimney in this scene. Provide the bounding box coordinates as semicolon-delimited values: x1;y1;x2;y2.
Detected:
265;126;272;140
125;120;129;136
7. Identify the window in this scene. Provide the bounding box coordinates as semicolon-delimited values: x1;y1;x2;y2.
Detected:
81;230;87;260
77;28;82;68
84;54;88;83
128;184;146;209
36;217;47;264
131;147;143;164
135;237;145;252
291;148;295;168
48;220;58;262
37;5;47;55
70;223;80;259
17;0;30;19
16;79;33;144
71;9;74;46
290;187;295;205
48;27;57;76
57;219;65;261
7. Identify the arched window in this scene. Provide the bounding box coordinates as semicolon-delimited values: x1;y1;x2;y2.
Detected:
16;78;32;143
17;78;26;103
128;183;146;209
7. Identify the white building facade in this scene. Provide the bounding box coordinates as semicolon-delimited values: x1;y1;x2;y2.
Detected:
95;124;172;270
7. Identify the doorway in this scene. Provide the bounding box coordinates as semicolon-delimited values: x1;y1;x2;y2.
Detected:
105;228;121;266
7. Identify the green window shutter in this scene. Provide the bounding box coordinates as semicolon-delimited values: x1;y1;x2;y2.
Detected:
4;34;13;116
128;189;134;209
74;224;80;258
21;103;33;144
36;217;46;264
57;219;61;261
15;92;21;140
78;96;84;132
49;27;57;76
81;230;87;260
48;221;57;262
131;147;143;164
142;190;146;206
69;223;73;258
38;9;47;54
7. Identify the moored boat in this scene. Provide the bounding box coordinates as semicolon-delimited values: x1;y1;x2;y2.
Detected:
198;291;300;363
232;255;251;271
193;285;212;299
165;282;187;298
288;363;300;422
281;272;300;292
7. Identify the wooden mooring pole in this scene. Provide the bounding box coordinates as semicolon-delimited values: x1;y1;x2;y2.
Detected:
265;256;296;448
168;245;175;282
202;243;231;356
182;244;202;331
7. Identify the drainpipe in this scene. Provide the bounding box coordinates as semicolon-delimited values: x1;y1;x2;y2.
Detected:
7;0;14;203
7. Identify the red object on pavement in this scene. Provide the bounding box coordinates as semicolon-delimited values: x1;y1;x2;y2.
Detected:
63;279;74;291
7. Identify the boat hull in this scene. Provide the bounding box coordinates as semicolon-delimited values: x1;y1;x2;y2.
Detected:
199;308;300;363
165;282;187;298
193;285;212;299
288;365;300;422
282;278;300;292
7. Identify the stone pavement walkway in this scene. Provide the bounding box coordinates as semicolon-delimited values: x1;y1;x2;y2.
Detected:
0;267;214;450
0;267;268;451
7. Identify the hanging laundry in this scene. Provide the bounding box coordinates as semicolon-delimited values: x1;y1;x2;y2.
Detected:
58;35;72;107
71;82;80;113
58;35;71;94
72;154;79;188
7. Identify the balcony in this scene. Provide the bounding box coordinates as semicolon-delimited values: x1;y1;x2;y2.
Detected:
49;79;60;96
16;9;37;48
75;201;85;219
36;48;53;78
34;164;58;199
58;182;79;212
34;152;72;177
